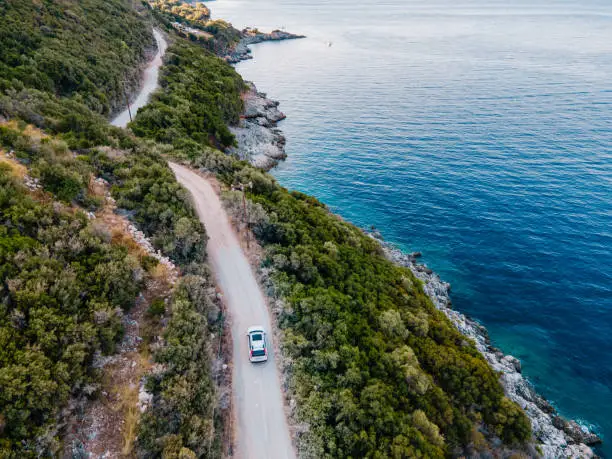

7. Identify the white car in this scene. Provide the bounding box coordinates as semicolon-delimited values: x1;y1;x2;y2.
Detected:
247;326;268;363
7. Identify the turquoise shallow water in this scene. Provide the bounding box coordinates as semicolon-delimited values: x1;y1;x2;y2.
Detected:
207;0;612;453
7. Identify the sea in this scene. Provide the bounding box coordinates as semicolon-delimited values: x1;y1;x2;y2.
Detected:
205;0;612;453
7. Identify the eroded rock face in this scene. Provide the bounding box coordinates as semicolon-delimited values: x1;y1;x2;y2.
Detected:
376;237;601;458
228;82;287;170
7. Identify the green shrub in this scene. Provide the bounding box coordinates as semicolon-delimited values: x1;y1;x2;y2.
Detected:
238;184;533;455
148;298;166;317
0;2;219;456
0;0;154;115
141;254;160;273
109;147;208;267
38;162;83;202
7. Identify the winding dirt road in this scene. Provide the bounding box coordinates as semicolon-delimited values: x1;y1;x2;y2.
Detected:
169;163;295;459
111;29;167;128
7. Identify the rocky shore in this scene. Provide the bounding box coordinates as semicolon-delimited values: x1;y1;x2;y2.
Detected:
224;28;305;63
228;82;288;170
220;26;303;169
372;234;602;458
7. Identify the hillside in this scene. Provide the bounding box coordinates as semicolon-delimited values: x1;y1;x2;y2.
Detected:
0;0;154;116
0;1;226;457
0;0;539;457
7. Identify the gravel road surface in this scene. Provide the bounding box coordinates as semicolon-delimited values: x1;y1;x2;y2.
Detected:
170;162;295;459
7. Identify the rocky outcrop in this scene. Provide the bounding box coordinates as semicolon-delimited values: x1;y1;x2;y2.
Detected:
228;82;288;170
220;26;303;169
374;235;602;458
224;28;305;64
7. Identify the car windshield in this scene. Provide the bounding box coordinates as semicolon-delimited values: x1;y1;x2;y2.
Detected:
252;349;266;357
251;333;263;341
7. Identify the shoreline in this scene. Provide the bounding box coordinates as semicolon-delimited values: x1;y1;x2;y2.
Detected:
372;233;602;458
225;28;304;170
220;18;603;459
224;28;305;64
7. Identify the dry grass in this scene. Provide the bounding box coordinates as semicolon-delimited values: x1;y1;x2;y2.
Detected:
100;350;154;458
150;261;172;284
0;150;27;178
1;119;48;142
118;384;140;457
1;120;72;162
99;209;155;262
22;122;48;142
111;227;144;254
88;174;107;197
120;324;155;456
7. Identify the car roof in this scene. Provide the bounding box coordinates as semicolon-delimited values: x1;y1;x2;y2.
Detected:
249;332;265;350
251;339;265;350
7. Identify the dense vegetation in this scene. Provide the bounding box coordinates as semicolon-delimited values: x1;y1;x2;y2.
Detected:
138;273;222;457
0;0;533;456
108;147;207;266
0;121;212;458
248;174;531;457
0;1;221;456
0;164;141;454
130;40;246;149
0;0;154;116
201;157;533;457
0;122;93;205
0;0;154;151
130;22;534;456
0;0;207;265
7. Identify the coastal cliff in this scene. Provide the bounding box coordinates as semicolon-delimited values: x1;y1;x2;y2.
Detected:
218;27;303;170
376;237;602;458
125;2;606;456
227;82;288;170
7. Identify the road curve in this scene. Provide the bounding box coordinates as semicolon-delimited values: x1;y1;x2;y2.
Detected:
169;163;295;459
111;29;167;128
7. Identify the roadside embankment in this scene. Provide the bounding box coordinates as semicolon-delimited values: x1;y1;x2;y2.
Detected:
375;235;602;458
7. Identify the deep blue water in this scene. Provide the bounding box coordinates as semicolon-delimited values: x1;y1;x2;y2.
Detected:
207;0;612;453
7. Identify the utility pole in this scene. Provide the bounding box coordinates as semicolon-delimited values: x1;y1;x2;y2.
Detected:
236;181;253;249
242;188;249;249
122;81;133;123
